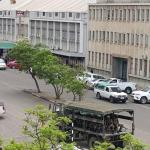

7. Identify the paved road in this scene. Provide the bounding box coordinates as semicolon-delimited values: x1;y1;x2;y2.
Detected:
0;69;150;144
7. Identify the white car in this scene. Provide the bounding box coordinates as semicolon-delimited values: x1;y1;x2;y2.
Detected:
132;86;150;104
0;102;6;117
94;84;128;103
77;72;105;84
0;58;6;70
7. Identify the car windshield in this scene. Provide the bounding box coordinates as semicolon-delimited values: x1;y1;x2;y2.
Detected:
92;79;98;82
0;59;4;63
142;87;150;92
110;87;121;92
85;73;91;78
103;79;111;83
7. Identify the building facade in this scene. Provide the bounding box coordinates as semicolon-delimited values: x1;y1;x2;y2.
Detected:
88;0;150;87
0;0;97;67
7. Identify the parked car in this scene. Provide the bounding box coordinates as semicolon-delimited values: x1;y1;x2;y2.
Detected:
86;78;106;90
132;86;150;104
7;60;21;69
94;83;128;103
0;102;6;117
0;58;6;70
77;72;105;84
97;78;136;94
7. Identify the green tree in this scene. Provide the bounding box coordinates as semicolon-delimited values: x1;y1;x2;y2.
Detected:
23;105;72;150
66;79;86;101
8;39;41;93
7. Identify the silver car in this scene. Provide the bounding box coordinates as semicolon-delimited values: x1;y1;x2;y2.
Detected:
0;58;6;70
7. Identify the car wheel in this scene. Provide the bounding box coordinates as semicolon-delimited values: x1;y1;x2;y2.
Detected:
110;96;114;103
122;100;126;103
96;92;101;99
88;137;97;148
125;87;132;94
140;97;147;104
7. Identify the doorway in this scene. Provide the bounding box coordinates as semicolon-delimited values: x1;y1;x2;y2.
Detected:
112;57;128;81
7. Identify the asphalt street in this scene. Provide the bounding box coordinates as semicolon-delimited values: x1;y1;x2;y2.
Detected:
0;69;150;144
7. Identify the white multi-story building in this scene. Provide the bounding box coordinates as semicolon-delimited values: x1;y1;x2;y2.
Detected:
0;0;96;67
88;0;150;87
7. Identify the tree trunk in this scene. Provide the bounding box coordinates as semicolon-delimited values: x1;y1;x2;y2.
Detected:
29;70;41;93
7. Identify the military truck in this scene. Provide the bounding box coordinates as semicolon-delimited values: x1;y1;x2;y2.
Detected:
49;100;134;148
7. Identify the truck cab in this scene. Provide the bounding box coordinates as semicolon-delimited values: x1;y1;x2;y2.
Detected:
49;100;134;148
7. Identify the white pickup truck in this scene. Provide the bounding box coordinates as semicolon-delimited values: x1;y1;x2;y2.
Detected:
94;84;128;103
98;78;136;94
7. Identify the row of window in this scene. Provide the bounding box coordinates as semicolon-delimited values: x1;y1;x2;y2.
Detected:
88;51;150;78
88;51;110;67
89;7;150;22
130;58;150;78
89;30;149;48
37;12;81;19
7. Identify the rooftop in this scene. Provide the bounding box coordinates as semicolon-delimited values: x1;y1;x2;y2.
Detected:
0;0;96;12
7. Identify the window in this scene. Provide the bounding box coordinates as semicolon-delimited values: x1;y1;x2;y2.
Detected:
106;31;109;42
96;9;99;20
141;9;145;22
119;10;123;21
100;9;103;20
76;13;80;18
92;31;95;40
136;9;140;21
89;31;91;40
37;12;40;17
123;9;126;21
115;9;118;21
140;59;142;71
69;12;72;17
89;9;92;20
99;53;101;64
88;51;91;62
95;52;97;66
144;60;147;77
140;34;143;47
135;34;139;46
43;12;45;16
49;12;52;17
145;35;148;48
118;33;121;44
110;32;113;43
61;12;65;18
122;34;125;44
106;54;109;64
135;58;138;75
126;33;130;45
111;9;114;20
110;79;117;83
131;33;134;45
114;32;118;44
127;9;131;22
92;52;94;64
55;12;58;17
93;9;95;20
107;9;110;20
96;30;98;41
0;11;2;15
132;9;135;22
146;9;149;22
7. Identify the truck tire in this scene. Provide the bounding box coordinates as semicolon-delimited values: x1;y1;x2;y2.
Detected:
96;92;101;99
125;87;132;94
89;136;97;148
140;97;147;104
110;96;114;103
